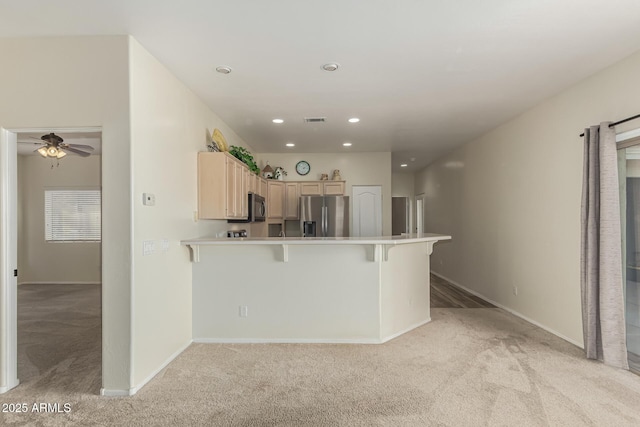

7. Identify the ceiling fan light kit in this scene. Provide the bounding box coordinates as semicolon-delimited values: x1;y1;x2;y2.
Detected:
22;132;95;161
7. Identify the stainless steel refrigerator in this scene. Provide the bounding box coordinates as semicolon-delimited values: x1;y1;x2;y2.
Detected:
300;196;349;237
392;197;410;235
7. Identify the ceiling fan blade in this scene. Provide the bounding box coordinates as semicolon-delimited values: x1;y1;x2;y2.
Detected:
64;147;91;157
18;141;45;145
66;143;94;150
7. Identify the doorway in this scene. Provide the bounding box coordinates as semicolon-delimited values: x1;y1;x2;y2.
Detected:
1;127;102;394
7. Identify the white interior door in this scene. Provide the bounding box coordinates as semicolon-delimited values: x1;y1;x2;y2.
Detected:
352;186;382;237
0;128;19;393
415;194;424;235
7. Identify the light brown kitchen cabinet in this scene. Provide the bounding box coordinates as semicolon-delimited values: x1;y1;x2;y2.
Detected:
259;178;268;198
242;168;250;218
267;181;285;220
198;152;248;220
284;182;300;219
299;181;346;196
299;182;323;196
323;181;345;195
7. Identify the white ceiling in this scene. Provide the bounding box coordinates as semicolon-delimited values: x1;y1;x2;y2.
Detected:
2;1;640;171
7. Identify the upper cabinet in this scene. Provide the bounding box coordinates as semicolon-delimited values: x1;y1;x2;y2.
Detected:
284;183;300;219
299;181;345;196
198;152;258;220
323;181;345;195
267;181;285;220
299;182;323;196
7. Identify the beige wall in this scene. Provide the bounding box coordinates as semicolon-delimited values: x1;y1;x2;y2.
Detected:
0;36;131;392
256;152;392;235
17;155;101;284
392;172;415;198
128;39;254;388
415;49;640;347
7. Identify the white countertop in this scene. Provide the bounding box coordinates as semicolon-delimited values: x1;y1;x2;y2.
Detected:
181;233;451;246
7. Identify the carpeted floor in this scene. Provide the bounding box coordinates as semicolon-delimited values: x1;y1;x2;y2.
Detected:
3;284;640;426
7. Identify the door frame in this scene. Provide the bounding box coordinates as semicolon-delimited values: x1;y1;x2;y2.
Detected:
0;128;18;392
0;126;102;394
415;193;425;234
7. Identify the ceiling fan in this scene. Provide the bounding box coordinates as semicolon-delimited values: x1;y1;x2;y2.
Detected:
19;133;95;158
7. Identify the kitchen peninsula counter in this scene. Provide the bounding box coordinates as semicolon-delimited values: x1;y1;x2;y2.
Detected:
182;234;450;344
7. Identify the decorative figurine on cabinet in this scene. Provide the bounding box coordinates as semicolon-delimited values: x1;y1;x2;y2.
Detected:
332;169;342;181
262;163;274;179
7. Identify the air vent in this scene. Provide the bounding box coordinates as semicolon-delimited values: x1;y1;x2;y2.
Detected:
304;117;326;123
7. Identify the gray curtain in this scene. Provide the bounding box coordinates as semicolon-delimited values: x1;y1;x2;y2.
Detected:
581;122;628;369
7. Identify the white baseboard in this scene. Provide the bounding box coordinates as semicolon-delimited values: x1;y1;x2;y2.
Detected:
193;337;382;344
431;271;583;349
18;281;101;286
100;340;192;397
381;318;431;343
0;378;19;394
100;388;132;397
130;340;192;395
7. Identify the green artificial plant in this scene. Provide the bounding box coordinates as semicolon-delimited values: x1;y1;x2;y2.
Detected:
228;145;260;175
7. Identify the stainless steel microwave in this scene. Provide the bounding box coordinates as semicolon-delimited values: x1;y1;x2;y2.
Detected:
228;192;265;223
250;193;266;222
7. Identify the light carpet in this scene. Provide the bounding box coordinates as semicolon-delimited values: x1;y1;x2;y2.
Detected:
2;288;640;425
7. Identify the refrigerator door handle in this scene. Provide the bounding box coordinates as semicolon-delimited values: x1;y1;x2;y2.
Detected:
323;206;328;237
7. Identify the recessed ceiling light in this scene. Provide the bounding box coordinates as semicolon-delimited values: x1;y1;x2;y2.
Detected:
286;143;295;147
343;142;352;147
400;164;408;167
272;119;284;124
322;63;340;72
348;118;360;123
215;66;232;74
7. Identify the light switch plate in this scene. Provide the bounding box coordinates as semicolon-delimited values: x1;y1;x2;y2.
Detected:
143;240;155;256
160;239;169;252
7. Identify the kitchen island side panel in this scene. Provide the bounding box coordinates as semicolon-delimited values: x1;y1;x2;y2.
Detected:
192;244;381;342
380;242;432;341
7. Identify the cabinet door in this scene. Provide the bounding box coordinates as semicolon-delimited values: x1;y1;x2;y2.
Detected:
300;182;323;196
235;163;245;218
324;181;345;195
251;174;258;194
284;183;300;219
198;152;227;219
242;168;250;218
267;181;285;219
225;158;237;217
259;178;268;198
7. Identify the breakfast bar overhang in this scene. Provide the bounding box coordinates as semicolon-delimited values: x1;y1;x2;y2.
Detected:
182;234;451;344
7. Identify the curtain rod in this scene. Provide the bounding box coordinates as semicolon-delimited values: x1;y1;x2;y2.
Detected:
579;113;640;137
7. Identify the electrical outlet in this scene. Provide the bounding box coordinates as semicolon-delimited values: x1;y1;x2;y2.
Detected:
239;306;248;317
513;286;518;296
193;211;198;222
142;193;156;206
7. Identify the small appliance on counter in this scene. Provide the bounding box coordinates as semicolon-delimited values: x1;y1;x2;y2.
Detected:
227;229;248;238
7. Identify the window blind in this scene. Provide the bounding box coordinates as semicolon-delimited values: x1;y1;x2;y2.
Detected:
44;190;101;242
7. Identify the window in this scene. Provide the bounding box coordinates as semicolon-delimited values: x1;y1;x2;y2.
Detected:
44;189;101;242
